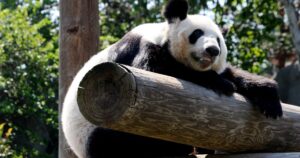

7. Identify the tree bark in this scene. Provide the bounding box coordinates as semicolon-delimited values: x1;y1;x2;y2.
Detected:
59;0;99;157
77;62;300;153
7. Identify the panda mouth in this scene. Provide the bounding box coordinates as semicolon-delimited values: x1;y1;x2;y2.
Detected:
191;52;214;66
199;56;212;63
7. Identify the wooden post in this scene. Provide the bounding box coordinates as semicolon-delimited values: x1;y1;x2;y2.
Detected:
77;62;300;153
59;0;99;157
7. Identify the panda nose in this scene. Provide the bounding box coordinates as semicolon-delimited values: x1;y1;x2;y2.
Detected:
205;46;220;57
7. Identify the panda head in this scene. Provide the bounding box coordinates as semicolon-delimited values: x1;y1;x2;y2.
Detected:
163;0;227;73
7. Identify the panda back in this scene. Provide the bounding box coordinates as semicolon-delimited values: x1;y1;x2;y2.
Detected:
131;22;167;45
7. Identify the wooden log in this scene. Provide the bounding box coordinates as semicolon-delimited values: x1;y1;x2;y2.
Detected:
77;62;300;153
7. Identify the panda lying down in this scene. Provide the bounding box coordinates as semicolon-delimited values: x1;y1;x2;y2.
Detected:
62;0;283;157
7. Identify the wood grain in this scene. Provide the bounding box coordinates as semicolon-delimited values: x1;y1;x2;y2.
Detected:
78;62;300;153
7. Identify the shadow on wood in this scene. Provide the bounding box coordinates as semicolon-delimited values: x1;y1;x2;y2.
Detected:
77;62;300;153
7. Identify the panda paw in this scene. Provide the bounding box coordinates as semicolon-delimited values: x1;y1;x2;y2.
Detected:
249;86;283;119
254;97;283;119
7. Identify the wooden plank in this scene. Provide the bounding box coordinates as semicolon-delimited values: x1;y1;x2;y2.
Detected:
59;0;99;157
77;62;300;153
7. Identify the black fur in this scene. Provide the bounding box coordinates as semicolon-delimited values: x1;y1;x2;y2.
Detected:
111;33;142;65
87;127;208;158
217;37;221;48
163;0;189;23
189;29;204;44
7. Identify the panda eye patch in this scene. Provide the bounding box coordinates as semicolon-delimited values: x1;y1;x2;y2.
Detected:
217;37;221;47
189;29;204;44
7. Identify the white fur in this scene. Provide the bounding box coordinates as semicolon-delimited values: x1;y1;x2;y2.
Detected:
61;46;112;158
131;22;168;45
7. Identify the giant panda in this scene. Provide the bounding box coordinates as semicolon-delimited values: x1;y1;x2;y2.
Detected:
62;0;283;158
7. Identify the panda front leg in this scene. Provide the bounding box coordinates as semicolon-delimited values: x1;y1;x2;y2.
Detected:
221;66;283;119
158;66;237;97
189;70;237;96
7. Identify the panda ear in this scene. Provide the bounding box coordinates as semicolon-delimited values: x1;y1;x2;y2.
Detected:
163;0;189;23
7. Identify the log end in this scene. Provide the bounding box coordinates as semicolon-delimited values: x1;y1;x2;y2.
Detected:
77;62;136;127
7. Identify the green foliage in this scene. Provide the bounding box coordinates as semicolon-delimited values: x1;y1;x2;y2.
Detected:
0;4;58;158
219;0;289;73
0;123;15;157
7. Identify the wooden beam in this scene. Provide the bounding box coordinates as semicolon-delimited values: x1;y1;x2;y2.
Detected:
59;0;99;157
77;62;300;153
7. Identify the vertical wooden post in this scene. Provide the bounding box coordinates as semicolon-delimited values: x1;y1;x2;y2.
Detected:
59;0;99;157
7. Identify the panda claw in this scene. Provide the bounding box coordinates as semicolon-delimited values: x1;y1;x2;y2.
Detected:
256;99;283;119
